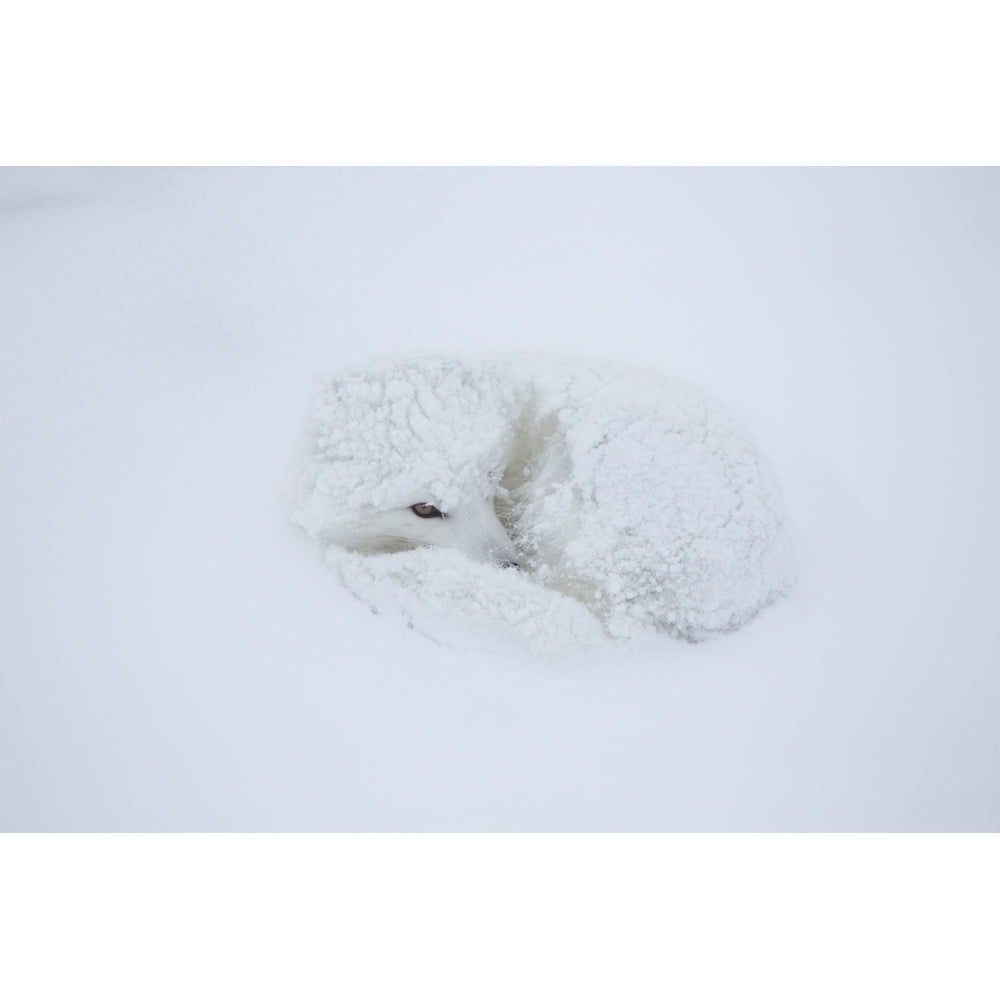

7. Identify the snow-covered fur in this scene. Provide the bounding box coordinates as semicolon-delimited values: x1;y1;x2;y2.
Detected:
291;355;794;641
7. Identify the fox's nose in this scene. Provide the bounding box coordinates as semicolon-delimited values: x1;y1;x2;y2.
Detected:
500;560;520;570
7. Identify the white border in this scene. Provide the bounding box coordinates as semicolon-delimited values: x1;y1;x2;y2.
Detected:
3;2;999;164
2;834;997;997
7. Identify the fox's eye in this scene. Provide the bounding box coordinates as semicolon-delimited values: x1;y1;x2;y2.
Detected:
411;503;443;519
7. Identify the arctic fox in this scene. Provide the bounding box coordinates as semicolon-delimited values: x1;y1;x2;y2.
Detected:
291;355;793;640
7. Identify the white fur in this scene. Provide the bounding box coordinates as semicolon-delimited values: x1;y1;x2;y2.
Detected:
291;355;794;640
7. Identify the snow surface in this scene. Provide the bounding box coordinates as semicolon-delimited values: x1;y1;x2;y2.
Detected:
2;167;998;830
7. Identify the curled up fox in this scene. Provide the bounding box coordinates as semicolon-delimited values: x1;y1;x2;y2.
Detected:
291;355;793;641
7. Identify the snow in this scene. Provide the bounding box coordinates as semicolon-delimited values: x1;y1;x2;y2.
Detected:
2;167;998;830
